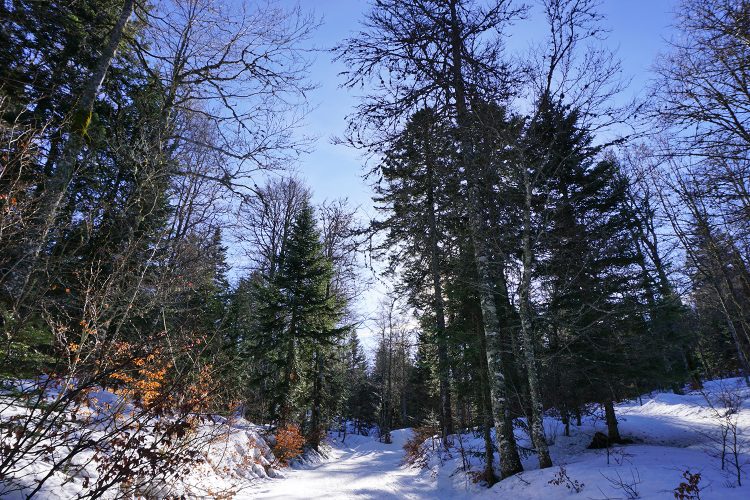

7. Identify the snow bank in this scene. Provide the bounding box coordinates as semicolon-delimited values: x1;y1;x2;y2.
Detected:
0;382;281;498
180;418;280;498
412;377;750;499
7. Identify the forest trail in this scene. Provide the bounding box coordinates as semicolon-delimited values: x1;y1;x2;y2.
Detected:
244;430;448;500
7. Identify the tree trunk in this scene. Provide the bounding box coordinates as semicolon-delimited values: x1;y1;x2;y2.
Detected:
382;315;393;444
400;345;407;424
472;243;523;477
561;408;570;437
280;338;296;424
604;399;621;443
423;145;454;443
476;314;497;485
518;166;552;469
448;0;522;478
309;350;324;451
683;349;703;390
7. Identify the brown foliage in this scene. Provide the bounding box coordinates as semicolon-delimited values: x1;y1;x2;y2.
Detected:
548;465;585;493
402;426;438;469
109;343;170;408
674;470;702;499
272;424;305;466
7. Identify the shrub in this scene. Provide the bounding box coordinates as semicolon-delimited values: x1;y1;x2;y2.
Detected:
403;426;439;468
674;470;701;499
549;465;585;493
273;424;305;466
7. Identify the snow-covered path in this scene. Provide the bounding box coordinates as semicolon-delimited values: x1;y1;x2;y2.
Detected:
242;430;448;500
226;379;750;500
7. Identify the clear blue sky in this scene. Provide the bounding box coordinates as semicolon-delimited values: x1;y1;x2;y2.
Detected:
273;0;680;351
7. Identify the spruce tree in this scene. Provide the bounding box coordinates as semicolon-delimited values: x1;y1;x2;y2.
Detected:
372;108;458;443
242;201;344;447
528;101;650;441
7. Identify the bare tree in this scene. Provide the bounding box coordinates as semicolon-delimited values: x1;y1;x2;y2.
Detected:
648;0;750;379
135;0;316;188
236;176;311;277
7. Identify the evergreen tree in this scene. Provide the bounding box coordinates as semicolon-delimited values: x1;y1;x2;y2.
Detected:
527;101;652;440
372;108;458;443
240;199;345;448
343;332;377;436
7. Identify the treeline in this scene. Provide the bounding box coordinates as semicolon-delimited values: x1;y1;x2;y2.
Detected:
331;0;750;485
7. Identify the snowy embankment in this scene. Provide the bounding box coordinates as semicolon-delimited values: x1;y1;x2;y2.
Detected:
0;382;280;499
179;418;279;498
423;377;750;499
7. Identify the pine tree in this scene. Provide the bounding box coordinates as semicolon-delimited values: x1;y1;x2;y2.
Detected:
528;101;650;442
373;108;457;443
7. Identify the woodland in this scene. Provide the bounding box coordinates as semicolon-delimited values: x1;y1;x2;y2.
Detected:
1;0;750;497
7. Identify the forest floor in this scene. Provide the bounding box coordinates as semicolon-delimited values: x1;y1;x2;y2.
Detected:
4;377;750;498
243;377;750;499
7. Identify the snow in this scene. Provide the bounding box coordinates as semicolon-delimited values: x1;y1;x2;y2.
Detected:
246;430;448;499
0;381;279;498
3;377;750;498
238;378;750;499
180;418;280;498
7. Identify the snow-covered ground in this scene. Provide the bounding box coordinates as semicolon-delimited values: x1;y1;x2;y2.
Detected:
3;377;750;498
244;378;750;499
0;381;279;498
246;430;440;499
442;377;750;499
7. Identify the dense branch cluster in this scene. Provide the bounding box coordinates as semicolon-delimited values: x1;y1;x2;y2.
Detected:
335;0;750;485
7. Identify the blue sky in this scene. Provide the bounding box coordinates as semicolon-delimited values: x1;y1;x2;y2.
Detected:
271;0;680;350
290;0;678;206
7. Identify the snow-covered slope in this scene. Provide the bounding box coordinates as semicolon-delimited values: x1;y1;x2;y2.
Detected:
0;383;280;499
439;377;750;499
177;418;279;498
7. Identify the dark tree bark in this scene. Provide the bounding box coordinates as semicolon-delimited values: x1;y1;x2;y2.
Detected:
425;139;454;444
604;399;622;443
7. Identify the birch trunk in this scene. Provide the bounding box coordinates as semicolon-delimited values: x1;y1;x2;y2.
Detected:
518;166;552;469
476;314;497;485
448;0;522;478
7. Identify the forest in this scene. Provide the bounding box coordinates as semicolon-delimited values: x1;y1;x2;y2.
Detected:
1;0;750;498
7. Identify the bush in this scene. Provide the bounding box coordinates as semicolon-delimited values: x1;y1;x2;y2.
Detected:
403;426;439;468
549;465;585;493
273;424;305;466
674;470;701;499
